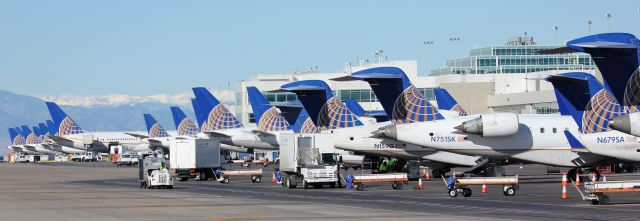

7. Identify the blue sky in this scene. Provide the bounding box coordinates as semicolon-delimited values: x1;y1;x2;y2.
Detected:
1;0;637;96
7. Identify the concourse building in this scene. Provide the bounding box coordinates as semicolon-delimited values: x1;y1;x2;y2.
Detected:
233;36;596;126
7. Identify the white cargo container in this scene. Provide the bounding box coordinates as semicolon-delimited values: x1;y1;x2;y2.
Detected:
169;139;221;181
279;133;339;189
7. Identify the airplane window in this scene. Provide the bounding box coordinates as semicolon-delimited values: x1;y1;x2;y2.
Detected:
540;128;545;133
349;137;354;141
552;128;557;133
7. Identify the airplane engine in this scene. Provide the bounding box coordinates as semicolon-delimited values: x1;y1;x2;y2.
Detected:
609;112;640;137
455;113;519;137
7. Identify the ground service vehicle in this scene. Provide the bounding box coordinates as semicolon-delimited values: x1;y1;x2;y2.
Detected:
138;156;173;189
279;133;339;189
170;139;221;181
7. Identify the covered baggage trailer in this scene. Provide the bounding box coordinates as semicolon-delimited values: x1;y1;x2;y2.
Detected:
348;173;408;191
444;175;519;198
580;180;640;205
217;168;263;183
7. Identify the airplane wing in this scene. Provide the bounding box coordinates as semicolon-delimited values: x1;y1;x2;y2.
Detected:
203;131;232;138
251;130;276;138
47;135;73;143
125;133;148;139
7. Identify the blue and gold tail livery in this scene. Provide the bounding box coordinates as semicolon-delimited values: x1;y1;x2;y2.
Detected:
8;128;24;146
144;114;169;138
192;87;242;131
21;125;37;145
46;102;84;136
247;86;290;132
565;33;640;112
284;106;318;134
170;106;199;136
344;99;366;116
32;126;43;144
434;88;467;116
191;98;207;130
281;80;362;130
37;123;48;143
351;67;443;124
46;120;57;135
546;72;623;134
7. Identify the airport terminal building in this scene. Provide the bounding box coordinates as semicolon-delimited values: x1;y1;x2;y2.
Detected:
235;37;596;125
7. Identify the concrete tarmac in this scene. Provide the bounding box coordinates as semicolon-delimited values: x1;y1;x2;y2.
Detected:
1;162;640;221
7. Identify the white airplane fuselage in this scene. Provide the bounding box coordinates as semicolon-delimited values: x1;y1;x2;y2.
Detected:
388;114;604;167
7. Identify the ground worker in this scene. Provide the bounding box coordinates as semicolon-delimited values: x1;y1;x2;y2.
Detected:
160;162;168;171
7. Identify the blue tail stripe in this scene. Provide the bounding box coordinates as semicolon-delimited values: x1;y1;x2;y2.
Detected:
344;99;366;116
564;131;585;149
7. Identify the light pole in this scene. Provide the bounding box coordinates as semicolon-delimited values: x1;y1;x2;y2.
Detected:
606;13;612;32
449;37;461;73
553;26;559;45
373;50;384;63
588;20;592;34
423;41;433;75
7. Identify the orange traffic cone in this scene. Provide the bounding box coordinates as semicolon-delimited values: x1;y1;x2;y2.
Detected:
561;172;568;199
575;172;581;186
418;178;423;190
482;184;487;193
272;173;276;183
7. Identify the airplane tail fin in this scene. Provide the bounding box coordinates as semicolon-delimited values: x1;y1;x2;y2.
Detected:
564;33;640;110
8;128;21;145
46;120;57;135
281;80;362;130
191;98;207;130
275;104;318;134
192;87;242;131
21;125;36;144
143;114;169;138
170;106;199;136
546;72;623;134
247;86;289;132
344;99;366;116
434;88;467;116
45;102;83;136
32;126;43;144
351;67;443;124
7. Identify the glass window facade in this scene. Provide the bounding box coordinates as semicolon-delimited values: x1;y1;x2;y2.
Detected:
432;43;595;75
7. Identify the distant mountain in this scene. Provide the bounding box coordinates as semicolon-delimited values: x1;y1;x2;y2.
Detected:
0;90;207;156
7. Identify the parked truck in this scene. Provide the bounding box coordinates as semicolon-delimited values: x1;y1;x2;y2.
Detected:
279;133;339;189
170;138;221;181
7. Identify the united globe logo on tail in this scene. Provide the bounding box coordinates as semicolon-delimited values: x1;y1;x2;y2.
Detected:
257;107;289;132
12;135;24;146
25;133;38;144
58;117;84;136
148;123;169;138
317;97;361;130
300;118;319;134
203;104;242;131
623;68;640;113
392;86;443;124
451;104;468;116
582;89;623;134
177;118;199;136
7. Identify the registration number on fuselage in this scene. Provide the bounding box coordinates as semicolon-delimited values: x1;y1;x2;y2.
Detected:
373;143;406;149
430;136;459;143
596;136;626;143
